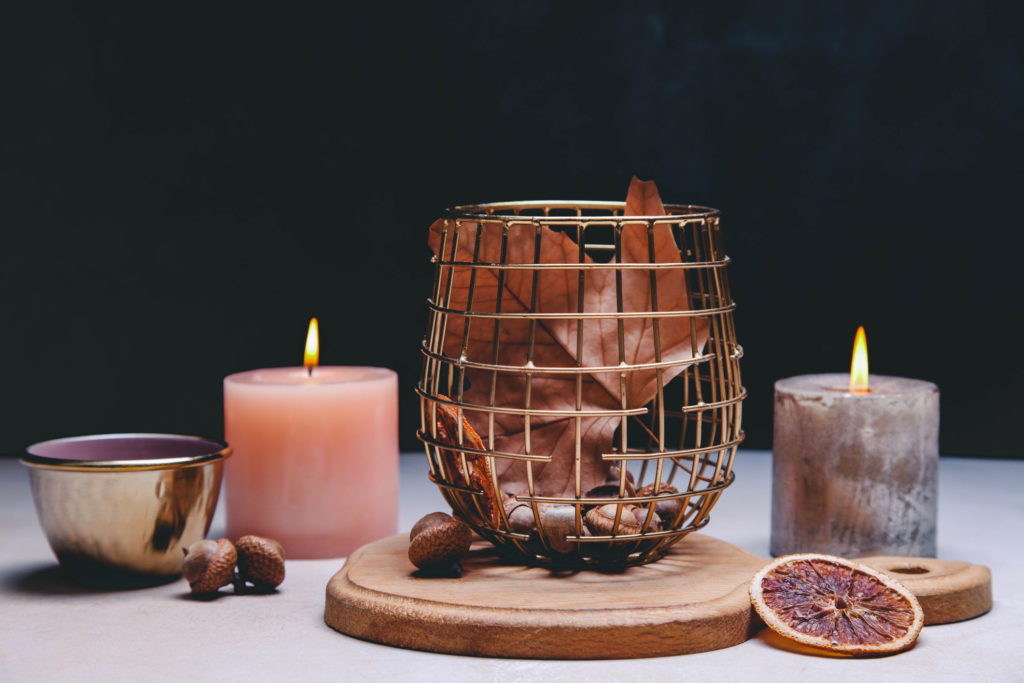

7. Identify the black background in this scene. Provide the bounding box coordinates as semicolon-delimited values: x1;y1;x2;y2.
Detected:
3;2;1021;457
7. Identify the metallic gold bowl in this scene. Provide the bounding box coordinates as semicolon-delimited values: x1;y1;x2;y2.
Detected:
21;433;232;587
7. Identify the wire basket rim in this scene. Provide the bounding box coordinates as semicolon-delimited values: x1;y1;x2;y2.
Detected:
444;200;720;222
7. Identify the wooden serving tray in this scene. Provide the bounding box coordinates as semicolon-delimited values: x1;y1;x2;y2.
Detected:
324;533;991;659
327;533;770;659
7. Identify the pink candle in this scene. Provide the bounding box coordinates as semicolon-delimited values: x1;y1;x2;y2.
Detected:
223;365;398;559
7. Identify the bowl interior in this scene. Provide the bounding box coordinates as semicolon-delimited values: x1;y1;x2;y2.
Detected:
25;433;228;469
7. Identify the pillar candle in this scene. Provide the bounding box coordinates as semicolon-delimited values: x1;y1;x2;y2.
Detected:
771;374;939;558
224;366;398;559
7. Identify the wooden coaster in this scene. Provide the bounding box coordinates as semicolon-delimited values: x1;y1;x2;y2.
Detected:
857;555;992;625
325;533;766;659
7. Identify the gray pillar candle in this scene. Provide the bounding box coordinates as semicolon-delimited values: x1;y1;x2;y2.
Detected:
771;374;939;558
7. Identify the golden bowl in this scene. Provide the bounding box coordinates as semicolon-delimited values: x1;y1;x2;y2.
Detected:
21;433;232;587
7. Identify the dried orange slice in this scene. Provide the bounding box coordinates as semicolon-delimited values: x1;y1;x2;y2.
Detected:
432;399;501;528
750;554;924;656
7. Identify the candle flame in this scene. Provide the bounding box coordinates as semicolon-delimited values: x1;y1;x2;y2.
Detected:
850;326;869;393
304;318;319;370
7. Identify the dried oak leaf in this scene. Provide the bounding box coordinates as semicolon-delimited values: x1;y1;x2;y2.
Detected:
431;400;501;527
427;177;709;499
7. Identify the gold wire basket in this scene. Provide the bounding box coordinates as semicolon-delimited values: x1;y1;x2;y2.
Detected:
417;200;744;568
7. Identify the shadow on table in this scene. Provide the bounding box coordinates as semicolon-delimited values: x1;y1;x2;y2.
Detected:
751;628;926;658
4;563;138;596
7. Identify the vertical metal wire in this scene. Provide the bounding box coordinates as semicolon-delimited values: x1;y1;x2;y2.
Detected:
520;219;544;554
613;223;630;498
451;220;484;521
572;221;587;542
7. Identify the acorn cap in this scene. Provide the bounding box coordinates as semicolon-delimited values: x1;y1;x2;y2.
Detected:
584;504;645;536
235;535;285;590
637;482;680;496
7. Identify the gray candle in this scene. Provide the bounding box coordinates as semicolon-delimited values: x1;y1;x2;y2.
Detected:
771;374;939;557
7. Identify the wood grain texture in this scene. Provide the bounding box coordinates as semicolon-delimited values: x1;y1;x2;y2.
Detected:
325;533;766;659
857;555;992;625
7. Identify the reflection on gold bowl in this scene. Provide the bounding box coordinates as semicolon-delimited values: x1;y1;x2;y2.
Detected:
21;433;231;587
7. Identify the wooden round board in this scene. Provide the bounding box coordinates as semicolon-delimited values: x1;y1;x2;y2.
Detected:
325;532;766;659
857;555;992;625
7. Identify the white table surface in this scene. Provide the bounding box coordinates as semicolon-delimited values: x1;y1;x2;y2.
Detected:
2;451;1022;681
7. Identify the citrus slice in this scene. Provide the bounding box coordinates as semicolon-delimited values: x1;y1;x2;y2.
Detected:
750;554;924;656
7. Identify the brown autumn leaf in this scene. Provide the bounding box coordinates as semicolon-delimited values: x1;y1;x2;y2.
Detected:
431;399;501;527
427;177;709;499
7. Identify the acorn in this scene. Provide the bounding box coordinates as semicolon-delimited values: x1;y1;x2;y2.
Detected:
584;503;648;536
408;514;472;574
234;535;285;593
504;500;538;535
539;504;581;555
637;482;683;524
182;538;237;595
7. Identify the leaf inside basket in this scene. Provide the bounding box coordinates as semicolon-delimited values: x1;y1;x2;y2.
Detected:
426;178;710;499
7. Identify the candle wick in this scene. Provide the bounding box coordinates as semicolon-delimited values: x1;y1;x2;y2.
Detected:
307;366;313;378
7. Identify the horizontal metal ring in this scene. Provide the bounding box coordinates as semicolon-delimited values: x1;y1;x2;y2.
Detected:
431;258;731;271
416;387;649;418
425;300;735;320
516;472;735;505
574;516;712;541
442;200;719;221
674;391;748;413
426;474;485;496
418;432;553;463
420;343;715;375
602;437;745;461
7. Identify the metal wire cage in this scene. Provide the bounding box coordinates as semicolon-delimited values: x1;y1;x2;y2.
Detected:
418;200;744;568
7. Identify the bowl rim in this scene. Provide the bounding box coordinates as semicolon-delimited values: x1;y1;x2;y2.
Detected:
20;432;232;472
